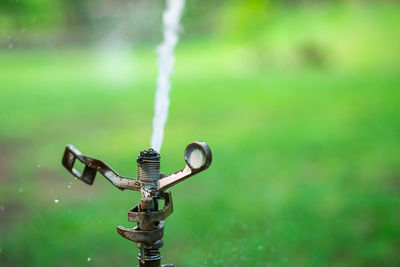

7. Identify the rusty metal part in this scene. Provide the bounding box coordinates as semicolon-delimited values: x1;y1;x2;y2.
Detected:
61;142;212;193
117;221;165;244
184;141;212;171
61;141;212;267
137;149;161;191
136;240;163;265
157;142;212;191
117;192;172;244
128;192;173;223
62;145;140;190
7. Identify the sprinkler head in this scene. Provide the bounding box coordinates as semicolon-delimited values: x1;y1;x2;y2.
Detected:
62;141;212;192
61;141;212;267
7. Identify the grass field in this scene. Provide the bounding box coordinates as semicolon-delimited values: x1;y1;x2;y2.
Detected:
1;4;400;267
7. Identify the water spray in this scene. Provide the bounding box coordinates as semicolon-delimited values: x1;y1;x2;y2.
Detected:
61;141;212;267
151;0;185;152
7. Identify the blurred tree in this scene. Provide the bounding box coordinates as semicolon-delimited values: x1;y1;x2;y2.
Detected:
220;0;271;41
0;0;395;48
0;0;63;47
61;0;91;43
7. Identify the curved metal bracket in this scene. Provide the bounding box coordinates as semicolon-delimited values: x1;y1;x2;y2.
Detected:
62;145;140;191
128;192;173;222
157;142;212;191
117;221;165;244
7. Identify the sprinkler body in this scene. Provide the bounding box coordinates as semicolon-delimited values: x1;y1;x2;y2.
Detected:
62;142;212;267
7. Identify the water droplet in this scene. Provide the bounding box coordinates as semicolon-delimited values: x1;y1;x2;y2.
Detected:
8;43;13;49
19;187;23;193
258;245;263;251
87;257;91;262
67;182;72;189
37;164;41;168
54;198;59;204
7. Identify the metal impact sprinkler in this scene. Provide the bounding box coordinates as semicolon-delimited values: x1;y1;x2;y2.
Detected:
61;141;212;267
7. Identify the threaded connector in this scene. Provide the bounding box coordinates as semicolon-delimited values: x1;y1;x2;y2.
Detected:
137;149;160;190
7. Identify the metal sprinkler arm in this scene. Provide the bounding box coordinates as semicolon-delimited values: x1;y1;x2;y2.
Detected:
157;141;212;191
62;142;212;192
62;145;141;191
157;165;193;191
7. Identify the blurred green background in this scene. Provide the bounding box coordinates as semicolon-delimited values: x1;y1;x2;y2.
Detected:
1;0;399;266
